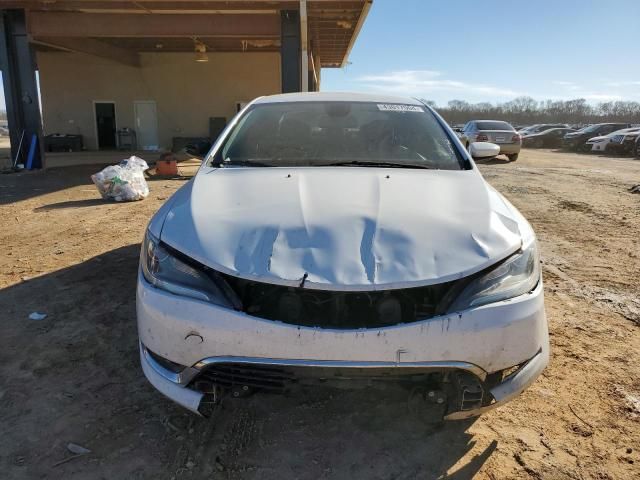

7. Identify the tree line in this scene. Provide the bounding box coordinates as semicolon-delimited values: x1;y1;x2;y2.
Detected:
421;97;640;126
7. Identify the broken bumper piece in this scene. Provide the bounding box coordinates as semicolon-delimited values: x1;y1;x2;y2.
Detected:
140;342;549;420
140;344;203;415
444;346;549;420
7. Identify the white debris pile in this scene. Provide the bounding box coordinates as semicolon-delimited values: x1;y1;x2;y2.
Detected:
91;156;150;202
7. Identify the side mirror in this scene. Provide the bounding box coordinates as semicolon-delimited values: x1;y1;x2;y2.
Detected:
469;142;500;159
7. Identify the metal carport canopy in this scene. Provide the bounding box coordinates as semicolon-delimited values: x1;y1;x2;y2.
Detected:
3;0;372;68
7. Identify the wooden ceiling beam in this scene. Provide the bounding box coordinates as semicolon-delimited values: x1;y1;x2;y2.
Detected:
31;36;141;66
28;11;281;37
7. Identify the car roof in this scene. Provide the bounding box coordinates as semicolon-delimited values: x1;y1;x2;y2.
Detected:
253;91;424;105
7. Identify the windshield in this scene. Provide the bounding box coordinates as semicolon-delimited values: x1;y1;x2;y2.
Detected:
475;121;514;131
212;101;466;170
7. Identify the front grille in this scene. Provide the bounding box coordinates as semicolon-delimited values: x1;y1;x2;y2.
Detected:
219;273;462;329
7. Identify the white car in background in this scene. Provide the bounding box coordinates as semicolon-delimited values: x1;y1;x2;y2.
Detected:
586;127;640;152
137;92;549;421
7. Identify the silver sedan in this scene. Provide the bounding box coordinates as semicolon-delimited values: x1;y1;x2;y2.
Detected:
460;120;521;161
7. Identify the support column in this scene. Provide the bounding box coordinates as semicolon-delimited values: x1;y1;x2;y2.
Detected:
0;9;44;169
299;0;308;92
280;10;300;93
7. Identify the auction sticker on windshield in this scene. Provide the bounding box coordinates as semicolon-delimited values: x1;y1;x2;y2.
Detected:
377;104;424;112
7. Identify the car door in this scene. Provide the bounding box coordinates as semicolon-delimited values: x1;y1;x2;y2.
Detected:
549;129;565;147
599;125;618;135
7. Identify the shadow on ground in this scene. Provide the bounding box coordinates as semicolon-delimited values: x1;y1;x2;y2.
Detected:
34;198;109;211
0;246;495;479
0;165;109;205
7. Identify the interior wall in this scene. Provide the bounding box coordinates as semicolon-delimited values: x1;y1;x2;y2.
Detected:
36;51;282;150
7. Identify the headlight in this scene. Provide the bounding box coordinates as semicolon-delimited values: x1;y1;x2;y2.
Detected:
447;242;540;312
140;230;234;307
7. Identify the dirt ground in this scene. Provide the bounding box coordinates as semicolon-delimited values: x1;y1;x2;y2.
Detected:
1;149;639;479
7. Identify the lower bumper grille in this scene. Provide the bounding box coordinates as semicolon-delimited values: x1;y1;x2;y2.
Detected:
195;364;295;393
190;363;476;398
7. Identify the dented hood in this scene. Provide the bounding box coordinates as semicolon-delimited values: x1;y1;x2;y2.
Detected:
160;166;523;291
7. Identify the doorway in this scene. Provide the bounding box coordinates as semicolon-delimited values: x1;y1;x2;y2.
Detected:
94;102;117;150
134;101;159;150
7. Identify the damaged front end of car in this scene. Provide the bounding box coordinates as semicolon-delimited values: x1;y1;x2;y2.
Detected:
138;227;548;421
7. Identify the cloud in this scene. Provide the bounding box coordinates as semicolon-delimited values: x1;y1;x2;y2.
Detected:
356;70;521;98
604;81;640;88
581;93;624;101
552;81;581;91
552;81;575;86
348;70;636;104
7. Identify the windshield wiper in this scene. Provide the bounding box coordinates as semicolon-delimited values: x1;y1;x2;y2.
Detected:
217;159;272;167
323;160;435;169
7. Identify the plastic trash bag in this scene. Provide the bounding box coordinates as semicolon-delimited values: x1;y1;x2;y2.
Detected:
91;156;150;201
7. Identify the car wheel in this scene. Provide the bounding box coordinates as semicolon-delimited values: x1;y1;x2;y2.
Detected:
508;153;519;162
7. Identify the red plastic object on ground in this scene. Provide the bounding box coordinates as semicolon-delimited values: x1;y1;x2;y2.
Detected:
156;152;178;176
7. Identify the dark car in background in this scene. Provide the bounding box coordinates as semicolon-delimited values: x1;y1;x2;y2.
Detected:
562;123;631;151
519;123;568;136
522;128;576;148
635;135;640;158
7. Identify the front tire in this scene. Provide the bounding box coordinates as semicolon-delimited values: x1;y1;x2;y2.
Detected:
508;153;519;162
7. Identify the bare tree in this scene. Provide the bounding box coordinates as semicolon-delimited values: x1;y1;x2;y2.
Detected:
423;98;640;126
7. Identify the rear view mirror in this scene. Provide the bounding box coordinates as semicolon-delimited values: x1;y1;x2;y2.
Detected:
469;142;500;159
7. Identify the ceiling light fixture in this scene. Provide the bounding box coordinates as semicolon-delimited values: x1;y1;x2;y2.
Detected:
194;40;208;62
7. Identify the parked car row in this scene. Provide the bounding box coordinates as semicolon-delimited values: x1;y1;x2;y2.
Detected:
451;119;640;159
561;123;631;152
584;127;640;154
516;122;640;157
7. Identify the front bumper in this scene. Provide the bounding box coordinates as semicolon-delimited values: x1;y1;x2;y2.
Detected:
497;143;521;155
137;272;549;419
140;341;549;419
607;141;635;154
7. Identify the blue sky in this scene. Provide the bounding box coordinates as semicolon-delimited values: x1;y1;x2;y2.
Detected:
322;0;640;106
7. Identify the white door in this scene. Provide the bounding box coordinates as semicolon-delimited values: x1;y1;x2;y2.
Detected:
134;101;159;150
